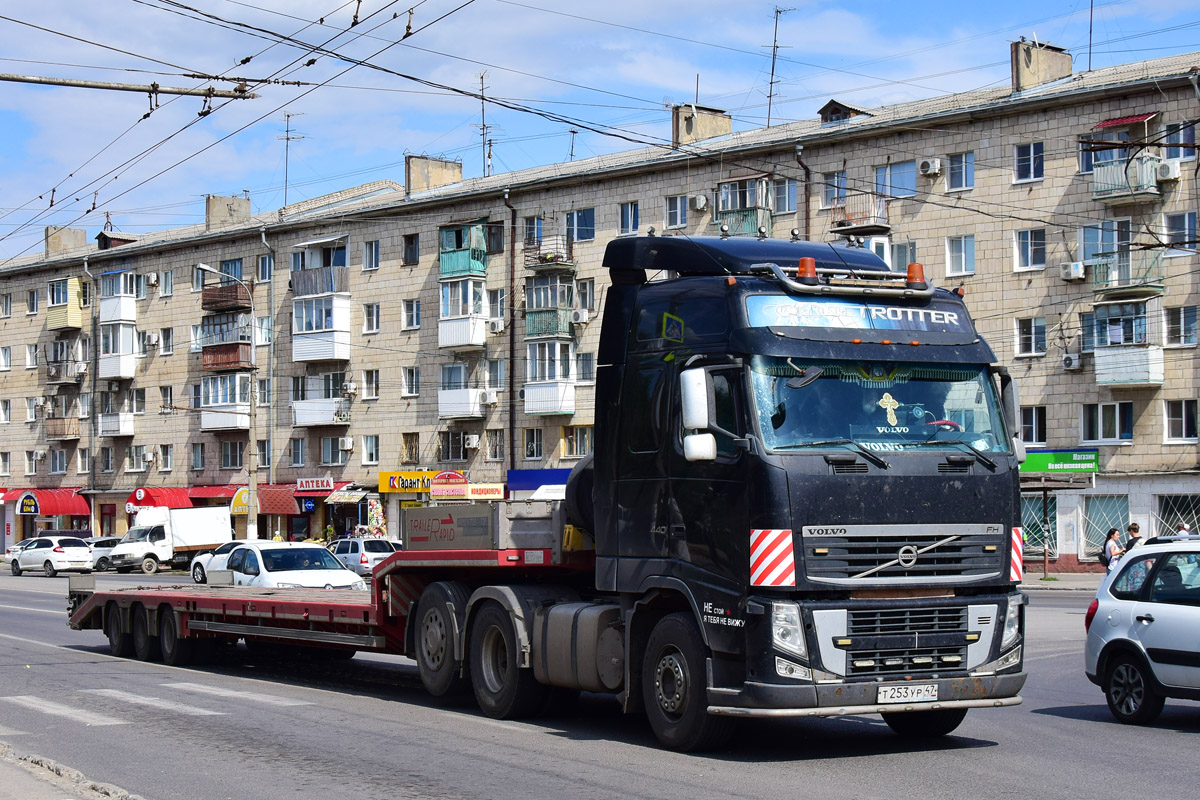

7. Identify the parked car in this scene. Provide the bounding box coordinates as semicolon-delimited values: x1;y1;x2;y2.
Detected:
10;536;93;577
223;542;367;590
4;539;39;561
190;540;242;584
1085;540;1200;724
84;536;122;571
331;537;397;577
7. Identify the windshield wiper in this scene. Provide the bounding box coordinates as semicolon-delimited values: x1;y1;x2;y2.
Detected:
908;439;997;471
777;438;890;470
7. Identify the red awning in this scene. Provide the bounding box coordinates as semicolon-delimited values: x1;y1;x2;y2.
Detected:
257;486;301;516
3;488;91;516
125;487;193;509
1093;113;1156;130
188;484;241;498
294;480;351;497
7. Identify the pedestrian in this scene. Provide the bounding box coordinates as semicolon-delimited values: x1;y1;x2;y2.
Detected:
1103;528;1124;571
1124;522;1143;551
1177;522;1192;534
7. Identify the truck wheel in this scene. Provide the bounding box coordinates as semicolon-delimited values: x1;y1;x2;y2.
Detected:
158;606;194;667
469;601;547;719
131;605;160;662
96;557;110;572
1104;653;1165;725
881;708;968;737
413;582;471;697
140;557;159;575
642;612;733;752
43;561;58;578
106;604;133;658
192;563;206;584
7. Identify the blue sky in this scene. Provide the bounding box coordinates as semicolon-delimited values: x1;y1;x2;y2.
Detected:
1;0;1198;262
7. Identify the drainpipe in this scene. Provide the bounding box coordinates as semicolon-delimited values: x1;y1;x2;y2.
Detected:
503;188;516;476
260;227;277;538
1189;69;1200;102
795;144;811;240
82;257;98;533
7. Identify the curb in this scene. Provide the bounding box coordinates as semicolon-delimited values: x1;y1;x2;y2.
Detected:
0;742;145;800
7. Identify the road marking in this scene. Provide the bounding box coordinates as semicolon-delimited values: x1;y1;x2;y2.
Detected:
162;682;313;707
80;689;226;716
0;603;64;614
1;696;126;727
0;725;28;736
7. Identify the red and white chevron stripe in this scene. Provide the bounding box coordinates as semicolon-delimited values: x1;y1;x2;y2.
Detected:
388;574;428;617
1010;527;1024;582
750;529;796;587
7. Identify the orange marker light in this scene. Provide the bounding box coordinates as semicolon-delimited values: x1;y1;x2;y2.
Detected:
909;340;920;346
851;338;862;344
797;257;819;286
906;262;927;289
880;340;892;345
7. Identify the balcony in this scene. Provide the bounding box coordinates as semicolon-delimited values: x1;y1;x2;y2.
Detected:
292;266;349;297
202;342;254;371
45;417;82;440
829;194;890;235
438;315;488;351
48;279;84;330
201;282;253;311
1092;154;1162;205
524;381;575;416
45;360;88;385
715;207;772;237
439;247;487;278
200;404;250;431
98;295;136;323
524;234;575;274
99;412;135;437
525;308;572;339
1092;251;1164;295
97;353;136;380
1094;345;1164;388
438;387;486;419
291;398;350;427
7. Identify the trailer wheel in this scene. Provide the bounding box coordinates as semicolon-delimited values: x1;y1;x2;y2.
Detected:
158;606;194;667
140;556;159;575
413;582;471;697
131;605;160;662
881;708;968;738
106;603;133;658
469;601;547;719
642;612;733;752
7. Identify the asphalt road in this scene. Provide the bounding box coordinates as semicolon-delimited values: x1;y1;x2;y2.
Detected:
0;572;1195;800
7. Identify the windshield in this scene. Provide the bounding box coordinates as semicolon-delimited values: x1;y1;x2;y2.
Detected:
121;527;152;543
750;357;1009;454
260;548;344;572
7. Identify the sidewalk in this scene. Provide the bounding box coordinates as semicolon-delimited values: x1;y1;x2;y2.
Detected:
0;743;144;800
1019;571;1104;592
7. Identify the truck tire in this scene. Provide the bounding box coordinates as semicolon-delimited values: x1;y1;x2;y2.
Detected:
469;601;547;719
642;612;733;752
106;604;133;658
140;556;159;575
43;561;58;578
413;582;471;697
1104;653;1165;725
158;606;194;667
881;708;968;738
131;605;160;662
192;563;206;584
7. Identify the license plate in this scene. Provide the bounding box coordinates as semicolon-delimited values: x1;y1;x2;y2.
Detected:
877;683;938;704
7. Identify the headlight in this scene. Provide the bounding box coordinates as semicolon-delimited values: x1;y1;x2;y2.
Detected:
1001;595;1023;649
351;580;366;591
275;582;301;589
771;601;807;659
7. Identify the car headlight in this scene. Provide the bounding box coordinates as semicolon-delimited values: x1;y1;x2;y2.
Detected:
351;580;367;591
771;601;807;659
1001;595;1023;649
275;582;302;589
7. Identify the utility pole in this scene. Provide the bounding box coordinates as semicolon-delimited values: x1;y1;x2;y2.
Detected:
568;129;578;161
478;72;490;176
765;6;793;127
280;113;305;208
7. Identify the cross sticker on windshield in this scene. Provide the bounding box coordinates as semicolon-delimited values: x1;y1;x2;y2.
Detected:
877;393;900;426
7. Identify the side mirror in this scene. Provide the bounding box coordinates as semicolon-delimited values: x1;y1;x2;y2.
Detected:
684;433;717;462
680;368;710;430
1012;436;1027;464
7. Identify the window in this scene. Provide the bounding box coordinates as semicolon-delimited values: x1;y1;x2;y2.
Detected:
257;378;270;406
1163;212;1196;256
290;376;307;402
773;178;798;213
891;241;916;269
822;171;846;207
527;341;574;381
403;233;420;265
0;346;7;371
363;369;379;399
320;371;345;399
526;274;572;310
190;324;202;352
564;425;593;458
619;201;639;235
401;432;419;464
192;264;206;289
160;327;174;354
257;439;270;469
102;272;135;297
441;363;467;391
1166;306;1198;346
132;388;146;414
1015;142;1044;181
0;451;8;476
1016;229;1047;270
576;352;595;382
1091;302;1147;347
875;161;917;198
159;269;174;297
257;254;273;282
486;428;505;461
524;428;543;460
48;279;68;307
191;384;202;409
159;444;174;471
101;446;114;473
1083;401;1134;443
159;386;174;414
80;282;91;307
293;297;335;333
1164;122;1196;161
0;400;8;423
363;303;380;333
362;434;380;465
134;274;149;299
362;240;380;271
79;394;90;419
50;449;67;474
26;344;37;369
136;330;151;356
403;299;421;330
290;251;306;271
221;441;244;469
948;152;974;190
0;293;9;317
191;443;205;470
402;366;420;396
1016;317;1047;356
486;223;504;254
1165;400;1198;442
202;374;251;406
487;358;505;390
719;179;767;211
1079;130;1129;173
666;195;687;228
26;398;37;421
441;279;486;319
577;279;595;311
127;444;147;472
1021;406;1048;446
255;317;272;346
26;288;39;314
523;216;543;245
77;448;89;473
1081;218;1131;268
946;235;975;276
439;431;466;462
289;438;306;467
25;451;36;475
565;208;595;241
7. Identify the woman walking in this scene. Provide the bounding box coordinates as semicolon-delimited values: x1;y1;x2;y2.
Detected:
1103;528;1124;572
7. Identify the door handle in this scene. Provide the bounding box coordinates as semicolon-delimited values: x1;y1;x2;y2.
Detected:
668;525;686;540
1136;614;1155;623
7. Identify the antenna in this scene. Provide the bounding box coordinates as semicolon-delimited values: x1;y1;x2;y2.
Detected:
279;112;305;208
568;128;578;161
765;7;793;127
477;71;490;177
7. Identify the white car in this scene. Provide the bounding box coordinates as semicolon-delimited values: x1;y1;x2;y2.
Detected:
85;536;122;571
10;536;93;577
190;540;241;584
4;539;39;561
222;542;366;591
331;537;398;577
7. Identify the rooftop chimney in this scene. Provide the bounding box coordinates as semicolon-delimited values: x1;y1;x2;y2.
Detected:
1011;39;1072;93
672;104;732;148
205;194;252;231
44;226;88;257
405;155;463;197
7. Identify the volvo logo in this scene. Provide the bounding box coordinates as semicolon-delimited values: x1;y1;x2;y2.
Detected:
897;545;919;569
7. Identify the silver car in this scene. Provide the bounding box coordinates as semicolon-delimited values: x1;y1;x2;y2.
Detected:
331;537;397;577
1084;539;1200;724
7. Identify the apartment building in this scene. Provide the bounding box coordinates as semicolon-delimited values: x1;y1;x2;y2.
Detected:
1;40;1197;565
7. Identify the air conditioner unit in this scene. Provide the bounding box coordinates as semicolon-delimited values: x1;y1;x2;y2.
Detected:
1060;262;1087;281
1157;160;1182;181
482;389;499;405
570;309;590;325
338;436;355;450
34;450;47;461
76;362;88;375
342;382;358;397
33;397;46;408
919;158;942;176
146;272;159;286
143;451;157;463
691;193;709;211
464;434;481;449
1062;352;1083;371
489;319;505;334
145;333;159;346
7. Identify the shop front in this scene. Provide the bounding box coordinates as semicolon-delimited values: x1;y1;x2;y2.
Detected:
191;483;316;539
325;487;386;539
125;487;192;530
378;470;440;543
0;487;92;542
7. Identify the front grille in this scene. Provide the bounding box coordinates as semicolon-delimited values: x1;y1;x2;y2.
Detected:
802;524;1006;583
844;606;968;677
832;463;869;474
849;606;966;635
937;462;971;473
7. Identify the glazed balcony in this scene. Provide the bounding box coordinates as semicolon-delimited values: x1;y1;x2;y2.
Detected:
201;282;253;311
